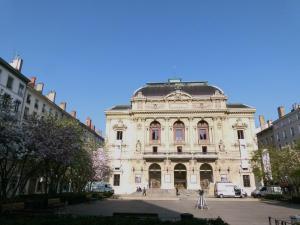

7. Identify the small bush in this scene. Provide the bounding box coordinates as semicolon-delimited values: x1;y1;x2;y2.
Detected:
264;194;284;201
290;196;300;204
24;195;48;209
59;193;88;205
0;215;229;225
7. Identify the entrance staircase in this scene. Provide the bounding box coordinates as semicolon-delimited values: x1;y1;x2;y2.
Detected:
120;189;179;200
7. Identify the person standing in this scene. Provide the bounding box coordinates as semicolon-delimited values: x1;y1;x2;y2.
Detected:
175;185;179;196
143;187;147;196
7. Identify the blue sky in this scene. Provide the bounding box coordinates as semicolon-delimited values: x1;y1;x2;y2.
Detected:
1;0;300;133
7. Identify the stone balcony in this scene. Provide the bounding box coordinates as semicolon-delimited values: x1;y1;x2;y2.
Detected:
143;150;218;160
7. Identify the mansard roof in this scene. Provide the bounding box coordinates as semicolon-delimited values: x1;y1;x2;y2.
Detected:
133;81;224;97
110;105;132;110
226;103;251;109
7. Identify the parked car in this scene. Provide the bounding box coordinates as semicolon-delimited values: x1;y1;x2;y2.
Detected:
215;182;247;198
251;186;282;198
90;182;114;194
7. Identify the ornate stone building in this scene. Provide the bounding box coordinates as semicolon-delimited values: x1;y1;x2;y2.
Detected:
105;79;258;195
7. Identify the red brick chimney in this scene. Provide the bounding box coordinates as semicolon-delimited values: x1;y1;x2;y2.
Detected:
29;77;37;88
86;117;92;128
70;111;77;118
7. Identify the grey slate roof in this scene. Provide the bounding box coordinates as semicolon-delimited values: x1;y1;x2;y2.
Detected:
134;82;223;97
227;103;251;109
110;105;132;110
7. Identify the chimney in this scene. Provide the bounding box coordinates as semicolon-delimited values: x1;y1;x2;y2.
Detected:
59;102;67;111
259;115;266;129
35;83;44;93
86;117;92;128
29;77;37;88
70;110;77;118
10;56;23;72
292;103;300;111
267;120;272;127
277;106;285;118
46;91;56;102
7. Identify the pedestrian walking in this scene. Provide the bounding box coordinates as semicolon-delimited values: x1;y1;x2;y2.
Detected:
196;189;208;210
175;185;179;196
143;187;147;196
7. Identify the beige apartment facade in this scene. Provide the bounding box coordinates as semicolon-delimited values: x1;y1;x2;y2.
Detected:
105;79;258;195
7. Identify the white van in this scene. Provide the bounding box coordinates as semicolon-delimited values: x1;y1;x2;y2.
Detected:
215;182;247;198
90;182;114;194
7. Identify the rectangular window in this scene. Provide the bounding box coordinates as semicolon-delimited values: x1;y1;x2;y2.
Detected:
24;107;29;119
6;76;14;89
283;130;287;139
14;100;21;113
243;175;251;187
34;99;39;109
202;146;207;154
153;146;158;153
151;129;160;140
177;146;182;153
26;94;31;104
117;131;123;140
175;129;184;141
291;127;295;137
113;174;120;186
237;130;244;139
18;84;25;96
42;104;46;113
199;129;208;140
1;93;11;108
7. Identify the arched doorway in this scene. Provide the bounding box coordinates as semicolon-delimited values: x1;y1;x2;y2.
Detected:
200;164;213;190
174;164;187;189
149;163;161;188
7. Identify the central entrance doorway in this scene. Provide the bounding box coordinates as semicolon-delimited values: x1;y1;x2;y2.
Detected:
149;163;161;188
200;164;213;190
174;163;187;189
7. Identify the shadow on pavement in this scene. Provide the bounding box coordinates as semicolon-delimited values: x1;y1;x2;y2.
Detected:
260;200;300;210
60;199;184;221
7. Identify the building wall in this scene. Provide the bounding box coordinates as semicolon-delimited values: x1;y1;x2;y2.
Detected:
0;63;27;118
257;108;300;150
106;85;258;195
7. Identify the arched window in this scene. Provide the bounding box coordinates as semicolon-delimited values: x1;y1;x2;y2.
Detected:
150;121;161;143
198;120;209;143
173;121;185;143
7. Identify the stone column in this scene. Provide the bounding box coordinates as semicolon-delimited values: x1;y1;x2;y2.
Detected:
165;118;170;153
187;159;198;190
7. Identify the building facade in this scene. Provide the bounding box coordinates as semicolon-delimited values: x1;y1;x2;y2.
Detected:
106;79;258;195
257;105;300;149
0;56;104;195
0;56;29;120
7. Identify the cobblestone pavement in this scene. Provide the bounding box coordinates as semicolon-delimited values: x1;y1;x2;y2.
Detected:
60;199;300;225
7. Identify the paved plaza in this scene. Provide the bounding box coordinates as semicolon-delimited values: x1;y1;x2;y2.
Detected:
61;199;300;225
